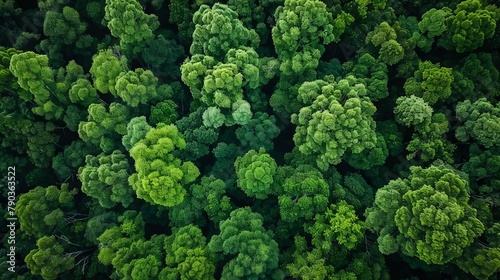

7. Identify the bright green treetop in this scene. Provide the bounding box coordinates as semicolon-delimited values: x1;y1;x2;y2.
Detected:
129;123;200;207
208;207;282;279
292;76;378;170
235;148;278;199
104;0;159;54
455;98;500;148
365;164;484;265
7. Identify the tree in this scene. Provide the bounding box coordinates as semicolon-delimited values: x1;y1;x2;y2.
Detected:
79;150;134;208
272;0;348;75
69;78;98;107
104;0;159;54
191;176;234;227
78;102;131;153
455;98;500;149
163;225;215;280
235;148;278;199
277;165;330;223
16;184;78;238
89;49;126;96
208;207;282;279
115;68;158;106
404;60;454;105
235;112;281;151
344;53;389;101
394;95;433;130
25;236;75;280
287;236;333;280
418;8;451;38
365;163;485;265
97;210;145;266
9;51;63;120
38;6;90;65
291;76;378;170
122;116;152;151
190;4;259;60
129;123;200;207
174;107;219;161
439;0;499;53
366;22;404;65
307;200;365;252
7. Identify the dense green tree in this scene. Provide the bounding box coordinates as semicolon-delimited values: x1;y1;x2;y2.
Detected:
277;165;330;223
115;68;158;106
104;0;159;54
292;76;378;170
173;107;219;161
455;98;500;149
235;148;278;199
208;207;282;279
78;102;131;152
439;0;500;53
404;60;454;105
16;184;79;238
344;53;389;101
366;22;405;65
365;164;485;265
79;150;134;208
89;49;126;96
163;225;215;280
307;200;365;252
190;4;259;60
394;95;433;130
25;235;75;280
129;123;200;207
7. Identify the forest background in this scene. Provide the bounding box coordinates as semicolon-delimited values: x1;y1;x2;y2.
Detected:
0;0;500;279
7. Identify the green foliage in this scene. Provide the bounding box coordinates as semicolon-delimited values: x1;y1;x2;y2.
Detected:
418;8;451;37
191;4;259;59
287;236;333;279
115;68;158;106
79;150;133;208
25;235;75;280
292;76;378;170
236;112;281;151
439;0;499;53
272;0;348;74
344;53;389;101
366;22;404;65
122;116;152;151
208;207;281;279
69;78;98;106
174;107;219;161
458;53;500;100
307;200;365;251
331;172;375;212
404;60;454;105
394;95;433;129
235;148;278;199
104;0;159;54
456;246;500;280
455;98;500;148
97;210;145;266
163;225;215;280
89;49;126;96
277;165;329;223
365;164;484;265
16;184;77;238
3;1;500;279
78;102;130;152
150;100;178;126
129;123;200;207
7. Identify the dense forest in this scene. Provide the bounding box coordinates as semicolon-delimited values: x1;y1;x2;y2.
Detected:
0;0;499;279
